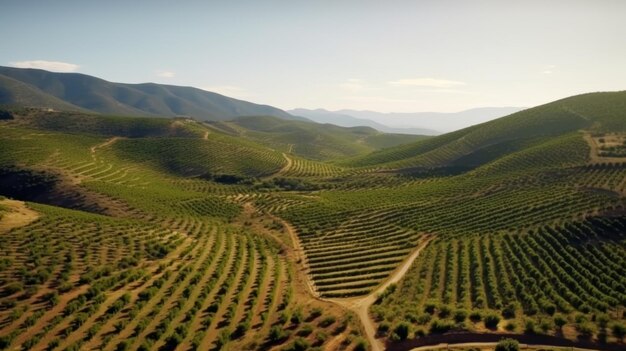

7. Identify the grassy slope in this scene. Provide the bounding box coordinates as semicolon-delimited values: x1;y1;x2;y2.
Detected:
0;112;360;351
0;66;294;121
218;115;428;160
344;91;626;170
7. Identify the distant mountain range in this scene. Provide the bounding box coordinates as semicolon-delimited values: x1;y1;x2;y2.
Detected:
0;66;297;121
289;108;439;135
289;107;525;135
0;66;524;135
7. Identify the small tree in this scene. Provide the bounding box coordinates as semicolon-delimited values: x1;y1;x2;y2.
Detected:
495;338;519;351
393;322;411;341
484;313;500;329
612;322;626;341
353;337;368;351
291;308;304;325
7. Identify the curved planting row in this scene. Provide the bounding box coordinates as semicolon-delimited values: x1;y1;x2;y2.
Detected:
374;216;626;343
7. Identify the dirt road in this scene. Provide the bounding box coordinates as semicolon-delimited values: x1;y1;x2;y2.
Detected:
328;236;434;351
276;153;294;176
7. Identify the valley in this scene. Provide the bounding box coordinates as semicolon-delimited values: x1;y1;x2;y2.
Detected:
0;89;625;351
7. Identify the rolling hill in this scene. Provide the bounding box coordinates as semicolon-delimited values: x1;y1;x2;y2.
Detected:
208;115;428;160
343;91;626;172
0;66;297;121
0;91;624;351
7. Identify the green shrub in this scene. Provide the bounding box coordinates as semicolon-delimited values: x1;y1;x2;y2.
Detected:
393;322;411;341
495;338;519;351
483;313;500;329
612;322;626;340
285;337;310;351
353;337;368;351
429;319;453;334
469;311;482;322
319;316;336;327
453;309;467;323
377;321;390;336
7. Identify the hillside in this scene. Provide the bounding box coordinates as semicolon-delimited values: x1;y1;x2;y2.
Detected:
344;91;626;172
0;66;296;121
0;91;624;351
208;115;428;160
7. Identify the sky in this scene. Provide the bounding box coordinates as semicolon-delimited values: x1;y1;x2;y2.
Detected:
1;0;625;113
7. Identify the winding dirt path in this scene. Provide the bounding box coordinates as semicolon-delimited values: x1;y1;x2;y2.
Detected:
328;236;434;351
275;153;294;176
242;200;436;350
0;199;39;233
90;136;120;156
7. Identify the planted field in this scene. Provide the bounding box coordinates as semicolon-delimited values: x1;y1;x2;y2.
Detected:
373;216;626;343
1;91;625;350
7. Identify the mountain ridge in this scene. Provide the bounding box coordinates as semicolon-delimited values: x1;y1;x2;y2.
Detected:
0;66;299;121
290;106;524;134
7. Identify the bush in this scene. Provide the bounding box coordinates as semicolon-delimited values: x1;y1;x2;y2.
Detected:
297;324;313;337
469;311;482;322
438;305;451;318
524;319;536;334
576;322;596;339
501;303;517;319
495;338;519;351
596;313;609;329
612;322;626;340
539;318;553;334
291;309;304;325
353;337;368;351
453;309;467;323
377;321;390;336
424;301;437;314
416;313;432;325
269;325;289;344
483;313;500;329
308;307;323;320
554;314;567;330
319;316;336;327
393;322;411;341
285;337;310;351
429;319;453;334
116;340;131;351
4;282;23;295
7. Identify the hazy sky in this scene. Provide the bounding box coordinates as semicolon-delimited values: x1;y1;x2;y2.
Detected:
2;0;625;112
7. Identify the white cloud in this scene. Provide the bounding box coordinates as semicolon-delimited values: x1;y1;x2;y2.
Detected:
387;78;466;88
9;60;79;72
156;71;175;78
542;65;556;74
339;78;366;91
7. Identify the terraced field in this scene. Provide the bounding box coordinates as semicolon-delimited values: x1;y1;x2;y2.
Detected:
0;114;363;351
0;91;625;351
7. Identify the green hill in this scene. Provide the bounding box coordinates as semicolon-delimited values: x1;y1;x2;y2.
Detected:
212;115;427;160
0;91;624;351
0;66;296;121
344;91;626;171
